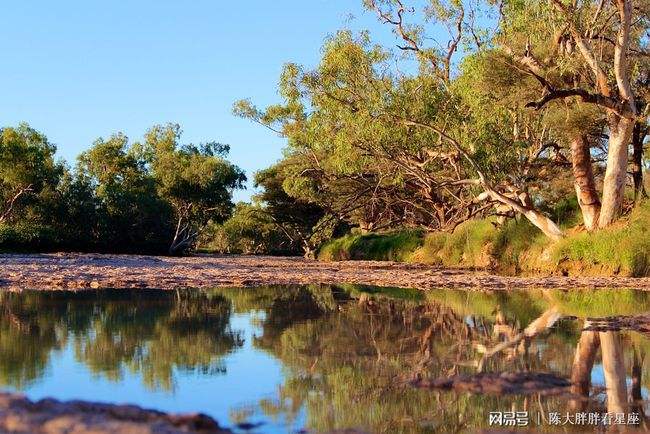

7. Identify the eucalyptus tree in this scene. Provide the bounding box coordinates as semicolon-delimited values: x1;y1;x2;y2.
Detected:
77;133;173;251
0;124;63;224
237;29;567;239
493;0;649;228
137;124;246;255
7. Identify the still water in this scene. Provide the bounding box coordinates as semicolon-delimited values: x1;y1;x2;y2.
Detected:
1;285;650;432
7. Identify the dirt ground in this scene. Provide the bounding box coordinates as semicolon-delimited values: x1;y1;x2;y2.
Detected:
2;252;650;291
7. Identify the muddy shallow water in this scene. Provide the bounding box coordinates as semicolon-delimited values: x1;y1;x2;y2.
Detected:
3;285;650;432
2;253;650;291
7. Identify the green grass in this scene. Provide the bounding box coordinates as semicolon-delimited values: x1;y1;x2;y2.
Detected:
491;219;547;271
546;201;650;277
411;219;497;266
318;229;424;262
317;200;650;277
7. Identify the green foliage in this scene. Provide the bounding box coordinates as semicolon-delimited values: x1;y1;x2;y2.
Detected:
0;123;244;254
0;124;64;224
202;203;294;255
318;229;424;262
235;30;514;233
204;161;345;257
0;223;58;252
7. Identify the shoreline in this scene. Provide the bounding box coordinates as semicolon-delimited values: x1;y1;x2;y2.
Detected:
2;253;650;291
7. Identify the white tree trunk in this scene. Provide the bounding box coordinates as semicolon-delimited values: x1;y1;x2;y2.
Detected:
599;117;635;228
482;189;564;241
600;331;628;415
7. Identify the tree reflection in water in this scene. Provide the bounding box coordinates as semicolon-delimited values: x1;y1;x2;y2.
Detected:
0;289;243;391
2;286;650;432
218;286;650;433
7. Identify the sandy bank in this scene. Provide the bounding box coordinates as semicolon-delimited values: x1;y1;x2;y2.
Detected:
1;253;650;291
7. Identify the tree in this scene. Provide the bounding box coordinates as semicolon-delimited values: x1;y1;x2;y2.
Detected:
139;124;246;255
77;133;174;252
0;124;63;224
253;163;342;257
496;0;649;228
237;31;566;240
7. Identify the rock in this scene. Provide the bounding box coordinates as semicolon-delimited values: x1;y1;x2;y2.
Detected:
411;372;571;396
0;393;231;434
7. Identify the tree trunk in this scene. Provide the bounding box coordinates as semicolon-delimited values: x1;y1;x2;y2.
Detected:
632;123;647;202
169;216;195;256
600;331;628;415
631;344;646;421
599;116;635;228
570;136;601;231
569;331;600;412
481;188;564;241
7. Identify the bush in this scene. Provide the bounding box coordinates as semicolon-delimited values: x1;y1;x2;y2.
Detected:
318;229;424;262
0;224;59;252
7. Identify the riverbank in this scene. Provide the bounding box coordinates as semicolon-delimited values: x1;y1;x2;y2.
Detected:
318;201;650;278
2;253;650;291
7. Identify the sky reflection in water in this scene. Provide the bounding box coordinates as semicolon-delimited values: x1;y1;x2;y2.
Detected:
1;286;650;433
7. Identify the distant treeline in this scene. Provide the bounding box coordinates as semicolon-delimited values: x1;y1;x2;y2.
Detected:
0;123;245;255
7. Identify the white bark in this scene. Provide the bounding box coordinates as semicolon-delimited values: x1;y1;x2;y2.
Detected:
482;188;564;241
598;116;635;228
600;331;628;415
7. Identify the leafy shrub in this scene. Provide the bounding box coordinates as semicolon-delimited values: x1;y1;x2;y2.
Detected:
318;229;424;262
0;224;59;252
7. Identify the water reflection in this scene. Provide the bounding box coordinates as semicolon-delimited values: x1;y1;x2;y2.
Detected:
2;286;650;432
0;289;243;391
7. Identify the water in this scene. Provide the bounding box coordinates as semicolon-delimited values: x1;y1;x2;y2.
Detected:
1;285;650;432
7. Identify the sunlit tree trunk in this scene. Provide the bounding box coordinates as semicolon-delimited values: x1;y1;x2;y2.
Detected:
599;331;628;415
599;117;635;228
598;0;637;228
570;136;601;231
569;330;600;411
481;188;564;241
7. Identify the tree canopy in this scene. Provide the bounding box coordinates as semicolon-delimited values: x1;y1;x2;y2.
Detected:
231;0;648;250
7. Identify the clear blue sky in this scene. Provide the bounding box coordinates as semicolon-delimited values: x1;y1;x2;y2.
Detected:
0;1;399;201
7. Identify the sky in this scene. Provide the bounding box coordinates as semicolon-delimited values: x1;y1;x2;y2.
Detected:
0;1;401;201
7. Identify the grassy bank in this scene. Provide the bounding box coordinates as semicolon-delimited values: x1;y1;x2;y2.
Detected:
317;201;650;277
318;230;424;262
